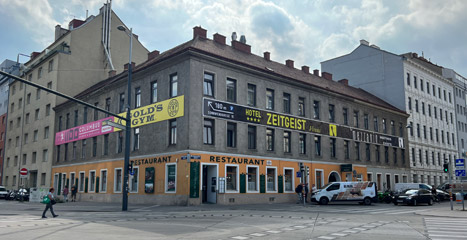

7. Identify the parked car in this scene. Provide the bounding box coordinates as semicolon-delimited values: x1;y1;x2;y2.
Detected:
395;183;448;201
15;188;29;201
393;189;433;206
311;181;377;205
0;186;8;199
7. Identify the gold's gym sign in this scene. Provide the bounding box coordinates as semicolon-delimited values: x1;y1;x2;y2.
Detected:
114;95;184;130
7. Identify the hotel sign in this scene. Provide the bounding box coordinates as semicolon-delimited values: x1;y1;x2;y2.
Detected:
203;98;405;148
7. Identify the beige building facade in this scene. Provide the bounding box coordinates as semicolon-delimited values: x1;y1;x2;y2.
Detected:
2;4;149;190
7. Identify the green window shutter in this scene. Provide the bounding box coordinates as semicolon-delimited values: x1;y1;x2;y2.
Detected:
96;177;100;193
66;178;70;188
189;162;200;198
57;173;62;196
278;175;284;193
75;178;78;188
85;177;89;193
260;174;266;193
240;174;246;193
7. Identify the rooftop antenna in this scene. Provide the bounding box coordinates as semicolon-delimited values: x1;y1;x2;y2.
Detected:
86;10;88;19
422;51;424;58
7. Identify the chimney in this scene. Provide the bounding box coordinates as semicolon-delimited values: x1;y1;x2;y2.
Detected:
213;33;226;45
133;34;139;40
193;26;207;39
68;19;85;30
108;70;116;77
338;79;349;85
285;59;294;68
124;62;136;71
263;52;270;61
147;50;160;60
313;69;320;76
360;39;369;46
231;40;251;54
301;66;310;74
412;53;418;58
30;52;41;60
322;72;333;81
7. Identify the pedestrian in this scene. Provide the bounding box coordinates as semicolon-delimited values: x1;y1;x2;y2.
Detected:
63;185;69;202
71;185;77;202
431;185;439;203
42;188;58;219
295;183;303;203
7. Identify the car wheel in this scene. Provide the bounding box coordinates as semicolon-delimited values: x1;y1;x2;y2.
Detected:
428;199;433;205
364;197;372;205
413;199;417;206
319;197;329;205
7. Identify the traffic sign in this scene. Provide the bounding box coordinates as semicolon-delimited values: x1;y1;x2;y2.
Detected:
455;159;465;167
296;171;302;178
455;169;466;177
20;168;28;175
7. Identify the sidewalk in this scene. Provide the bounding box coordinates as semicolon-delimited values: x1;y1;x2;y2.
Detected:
416;206;467;218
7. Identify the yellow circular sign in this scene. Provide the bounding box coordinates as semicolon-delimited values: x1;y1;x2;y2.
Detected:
168;99;179;117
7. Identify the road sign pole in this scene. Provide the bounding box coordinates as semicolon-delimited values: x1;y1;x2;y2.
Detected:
449;158;453;211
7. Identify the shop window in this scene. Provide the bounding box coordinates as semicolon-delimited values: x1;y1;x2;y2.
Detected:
79;172;85;192
166;164;177;193
130;167;139;193
114;168;122;193
266;167;277;192
226;165;238;192
247;166;258;192
89;171;96;192
284;168;294;192
100;170;107;193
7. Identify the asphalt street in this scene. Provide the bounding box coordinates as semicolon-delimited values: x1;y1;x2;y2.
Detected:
0;200;466;240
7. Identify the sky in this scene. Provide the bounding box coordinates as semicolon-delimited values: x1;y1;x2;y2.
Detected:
0;0;466;77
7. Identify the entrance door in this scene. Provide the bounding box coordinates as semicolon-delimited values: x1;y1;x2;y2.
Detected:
202;165;218;204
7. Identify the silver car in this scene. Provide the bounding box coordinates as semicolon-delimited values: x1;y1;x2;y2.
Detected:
0;186;7;199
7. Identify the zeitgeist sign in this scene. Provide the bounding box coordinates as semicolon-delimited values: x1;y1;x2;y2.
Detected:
55;96;184;145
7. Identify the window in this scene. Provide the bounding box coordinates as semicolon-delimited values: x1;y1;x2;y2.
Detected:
203;73;214;97
226;78;237;102
266;89;274;110
119;93;125;113
226;165;238;192
408;97;412;110
72;142;77;159
35;109;40;120
81;140;87;158
48;59;53;72
444;90;447;101
449;92;452;103
247;166;258;192
344;140;349;159
36;89;41;100
382;118;387;133
151;81;157;103
42;149;48;162
420;79;424;91
100;170;107;192
353;111;359;127
422;102;425;114
33;130;38;142
129;167;139;193
114;168;122;193
414;76;417;88
406;73;410;85
330;138;336;158
92;137;97;157
373;117;379;132
366;143;371;161
298;97;305;116
428;104;431;116
313;101;320;119
227;122;236;148
32;152;37;164
384;146;389;163
364;114;369;130
355;142;361;160
89;171;96;192
93;102;99;121
434;106;437;118
104;98;110;117
283;131;291;153
247;84;256;107
44;126;49;139
47;82;52;91
284;168;294;192
343;108;348;125
170;73;178;97
10;103;14;113
134;87;141;108
41;173;46;186
376;146;380;162
117;132;123;153
38;67;43;79
432;84;436;96
266;167;277;192
427;82;430;94
409;121;413;136
415;99;418;112
423;126;427;139
436;129;439;142
203;119;214;145
18;98;22;109
299;133;306;154
27;93;31;104
266;129;275;151
83;107;88;124
169;119;177;145
391;121;395;135
417;124;420;137
329;104;335;122
282;93;291;113
314;136;321;156
103;134;109;155
248;125;256;149
133;128;140;150
438;87;441;99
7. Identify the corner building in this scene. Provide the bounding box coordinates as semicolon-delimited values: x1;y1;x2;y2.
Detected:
52;27;409;205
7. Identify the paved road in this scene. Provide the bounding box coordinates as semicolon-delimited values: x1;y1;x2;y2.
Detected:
0;200;465;239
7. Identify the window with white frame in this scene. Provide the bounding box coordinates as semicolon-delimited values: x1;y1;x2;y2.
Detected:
166;164;176;192
367;172;373;182
247;166;258;192
284;168;294;192
100;170;107;192
130;167;139;193
70;172;75;188
61;173;67;192
315;169;324;188
226;165;238;192
114;168;122;193
266;167;277;192
78;172;85;192
89;171;96;192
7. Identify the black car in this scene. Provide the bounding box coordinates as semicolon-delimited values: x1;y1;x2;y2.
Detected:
393;189;433;206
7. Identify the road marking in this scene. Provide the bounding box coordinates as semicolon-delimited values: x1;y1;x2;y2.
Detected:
293;225;306;228
342;230;359;233
231;236;249;240
265;230;281;234
317;236;336;240
428;234;467;238
282;228;294;231
352;228;368;231
249;233;266;237
330;233;348;237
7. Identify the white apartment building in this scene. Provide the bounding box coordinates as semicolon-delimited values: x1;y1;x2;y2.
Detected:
321;41;457;186
2;3;148;190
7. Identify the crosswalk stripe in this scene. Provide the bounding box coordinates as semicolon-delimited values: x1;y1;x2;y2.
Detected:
425;217;467;240
428;234;467;238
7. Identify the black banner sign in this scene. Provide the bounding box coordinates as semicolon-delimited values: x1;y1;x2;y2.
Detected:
203;98;405;149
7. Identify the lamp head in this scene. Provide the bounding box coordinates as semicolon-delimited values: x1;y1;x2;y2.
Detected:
117;25;127;31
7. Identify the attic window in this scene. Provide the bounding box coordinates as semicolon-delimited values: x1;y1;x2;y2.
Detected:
265;67;274;72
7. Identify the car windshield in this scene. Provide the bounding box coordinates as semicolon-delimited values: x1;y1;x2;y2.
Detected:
403;189;418;194
320;183;334;189
0;187;6;191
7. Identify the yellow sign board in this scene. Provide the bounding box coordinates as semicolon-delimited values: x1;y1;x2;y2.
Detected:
329;124;337;137
113;95;184;131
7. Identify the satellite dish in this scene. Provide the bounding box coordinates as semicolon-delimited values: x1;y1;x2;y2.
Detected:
231;32;237;41
240;35;246;44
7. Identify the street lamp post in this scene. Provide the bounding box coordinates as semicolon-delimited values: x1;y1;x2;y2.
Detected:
117;25;133;211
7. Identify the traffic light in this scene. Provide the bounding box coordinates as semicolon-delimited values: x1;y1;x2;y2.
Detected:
128;161;134;175
306;166;310;176
299;162;304;172
443;163;449;173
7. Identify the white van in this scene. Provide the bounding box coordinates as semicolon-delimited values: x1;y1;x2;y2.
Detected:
311;182;377;205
